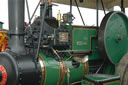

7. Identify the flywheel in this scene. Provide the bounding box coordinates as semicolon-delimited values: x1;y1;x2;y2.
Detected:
98;11;128;65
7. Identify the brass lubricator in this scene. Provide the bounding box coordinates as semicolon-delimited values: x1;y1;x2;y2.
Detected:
57;10;62;27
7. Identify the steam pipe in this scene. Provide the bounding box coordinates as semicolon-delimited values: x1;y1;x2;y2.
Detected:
8;0;26;54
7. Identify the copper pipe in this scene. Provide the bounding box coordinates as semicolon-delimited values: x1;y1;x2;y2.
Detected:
41;0;44;4
48;0;52;5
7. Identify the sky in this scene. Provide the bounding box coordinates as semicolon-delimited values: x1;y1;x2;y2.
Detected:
0;0;128;29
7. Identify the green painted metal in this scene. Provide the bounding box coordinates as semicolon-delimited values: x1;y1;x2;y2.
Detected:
82;74;120;85
81;80;94;85
65;25;72;29
104;12;128;65
40;52;86;85
103;60;116;75
88;39;103;60
0;22;3;29
82;80;120;85
72;28;96;53
62;60;85;85
84;75;120;82
104;82;120;85
40;53;60;85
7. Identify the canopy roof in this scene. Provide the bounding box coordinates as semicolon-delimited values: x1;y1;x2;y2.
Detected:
52;0;128;9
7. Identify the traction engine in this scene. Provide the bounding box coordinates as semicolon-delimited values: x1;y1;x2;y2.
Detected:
0;0;128;85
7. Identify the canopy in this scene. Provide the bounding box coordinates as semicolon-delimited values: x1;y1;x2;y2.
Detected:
52;0;128;9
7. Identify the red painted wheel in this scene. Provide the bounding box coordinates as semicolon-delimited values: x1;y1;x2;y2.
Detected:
0;65;7;85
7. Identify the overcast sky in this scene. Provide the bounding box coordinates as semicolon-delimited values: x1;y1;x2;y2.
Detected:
0;0;128;29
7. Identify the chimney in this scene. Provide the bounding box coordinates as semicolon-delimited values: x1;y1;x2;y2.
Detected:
8;0;26;54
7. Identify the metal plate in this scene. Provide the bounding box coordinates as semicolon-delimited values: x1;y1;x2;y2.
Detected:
98;11;128;65
72;28;97;53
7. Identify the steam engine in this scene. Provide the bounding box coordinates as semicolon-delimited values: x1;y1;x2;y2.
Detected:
0;0;128;85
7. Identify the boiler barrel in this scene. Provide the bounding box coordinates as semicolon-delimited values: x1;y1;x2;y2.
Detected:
39;52;88;85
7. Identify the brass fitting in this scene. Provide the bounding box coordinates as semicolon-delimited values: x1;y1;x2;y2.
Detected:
57;10;62;26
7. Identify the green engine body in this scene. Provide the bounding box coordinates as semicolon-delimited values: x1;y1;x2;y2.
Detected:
38;25;116;85
37;11;128;85
38;26;100;85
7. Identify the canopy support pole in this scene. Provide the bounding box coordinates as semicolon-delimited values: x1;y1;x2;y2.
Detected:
96;0;99;29
121;0;125;13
